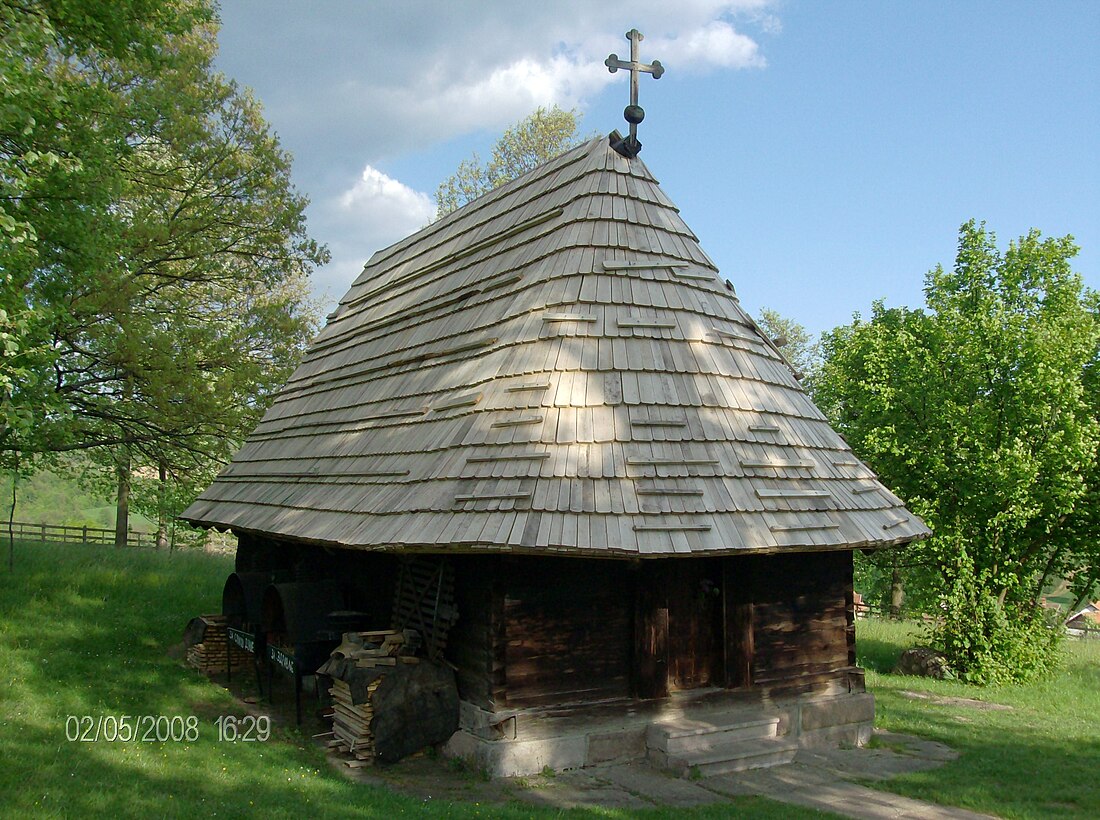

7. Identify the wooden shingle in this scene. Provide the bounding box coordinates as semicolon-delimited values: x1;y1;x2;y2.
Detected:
183;137;930;556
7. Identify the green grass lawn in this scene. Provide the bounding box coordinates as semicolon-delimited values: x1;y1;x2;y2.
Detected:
0;541;822;818
856;617;1100;819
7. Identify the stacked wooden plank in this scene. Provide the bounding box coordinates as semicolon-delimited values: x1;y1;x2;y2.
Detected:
185;615;250;673
329;678;381;760
325;629;421;760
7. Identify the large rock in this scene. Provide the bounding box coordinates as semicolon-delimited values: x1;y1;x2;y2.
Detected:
893;647;951;679
370;661;459;763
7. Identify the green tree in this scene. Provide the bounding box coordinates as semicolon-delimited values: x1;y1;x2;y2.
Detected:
435;105;585;217
1;1;326;549
1;0;214;563
755;307;818;383
816;221;1100;683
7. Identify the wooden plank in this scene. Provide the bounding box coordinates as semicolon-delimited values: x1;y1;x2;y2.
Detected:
755;489;832;499
617;319;677;329
633;523;712;532
769;522;841;532
454;492;533;502
627;457;719;466
490;416;543;428
882;515;909;530
542;314;597;322
724;557;755;688
602;260;688;271
466;452;551;463
740;459;815;469
633;562;669;698
432;393;482;412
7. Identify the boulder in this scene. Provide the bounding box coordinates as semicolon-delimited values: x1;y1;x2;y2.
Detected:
893;647;951;679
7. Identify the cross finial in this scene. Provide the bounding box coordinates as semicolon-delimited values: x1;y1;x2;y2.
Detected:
605;29;664;158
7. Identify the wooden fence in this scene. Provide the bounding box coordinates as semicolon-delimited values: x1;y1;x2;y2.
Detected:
3;521;155;548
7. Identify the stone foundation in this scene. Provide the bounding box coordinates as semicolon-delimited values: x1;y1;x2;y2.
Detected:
442;687;876;778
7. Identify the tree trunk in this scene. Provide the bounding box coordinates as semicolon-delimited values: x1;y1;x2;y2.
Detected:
156;460;169;550
114;453;130;548
889;567;905;619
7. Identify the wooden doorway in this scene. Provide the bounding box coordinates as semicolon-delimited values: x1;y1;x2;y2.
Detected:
633;559;725;697
667;559;724;690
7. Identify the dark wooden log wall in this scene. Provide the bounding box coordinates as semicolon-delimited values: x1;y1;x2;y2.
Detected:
234;536;857;710
742;551;854;687
501;558;632;708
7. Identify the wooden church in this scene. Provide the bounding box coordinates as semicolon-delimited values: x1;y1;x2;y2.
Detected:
183;36;928;775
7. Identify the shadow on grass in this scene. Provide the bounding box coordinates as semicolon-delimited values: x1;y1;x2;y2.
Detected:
856;637;907;673
870;680;1100;818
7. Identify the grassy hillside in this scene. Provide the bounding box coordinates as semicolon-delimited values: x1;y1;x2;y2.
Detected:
0;467;155;531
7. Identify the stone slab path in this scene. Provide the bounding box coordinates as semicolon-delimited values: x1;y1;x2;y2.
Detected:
338;730;999;818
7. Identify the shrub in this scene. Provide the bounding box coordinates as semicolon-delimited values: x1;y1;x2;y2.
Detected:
927;554;1061;685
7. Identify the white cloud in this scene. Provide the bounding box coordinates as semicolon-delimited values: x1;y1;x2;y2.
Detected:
337;165;435;232
311;165;435;298
659;20;765;69
335;164;434;247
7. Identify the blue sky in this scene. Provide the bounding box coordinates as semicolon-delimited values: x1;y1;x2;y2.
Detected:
215;1;1098;336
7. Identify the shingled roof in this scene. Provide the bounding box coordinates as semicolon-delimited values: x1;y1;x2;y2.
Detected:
182;136;930;556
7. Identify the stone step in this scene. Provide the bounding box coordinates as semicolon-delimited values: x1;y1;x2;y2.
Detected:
663;737;799;778
647;716;781;755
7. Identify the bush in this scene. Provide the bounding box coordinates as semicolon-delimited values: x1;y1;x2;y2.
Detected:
927;555;1061;685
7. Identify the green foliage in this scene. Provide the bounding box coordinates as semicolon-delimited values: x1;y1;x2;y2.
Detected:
0;1;326;530
927;550;1062;684
755;307;819;382
817;220;1100;682
435;105;585;217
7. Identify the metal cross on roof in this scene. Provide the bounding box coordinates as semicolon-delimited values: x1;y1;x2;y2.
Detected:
605;29;664;158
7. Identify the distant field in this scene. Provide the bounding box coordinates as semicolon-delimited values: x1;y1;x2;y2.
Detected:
0;469;156;531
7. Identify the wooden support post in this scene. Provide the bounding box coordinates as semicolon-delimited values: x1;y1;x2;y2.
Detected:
295;671;302;726
633;562;669;699
723;556;755;689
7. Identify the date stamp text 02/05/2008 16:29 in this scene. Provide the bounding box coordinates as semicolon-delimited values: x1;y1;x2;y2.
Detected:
64;714;271;743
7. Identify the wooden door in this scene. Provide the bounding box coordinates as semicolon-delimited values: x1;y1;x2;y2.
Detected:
666;560;724;690
633;559;725;697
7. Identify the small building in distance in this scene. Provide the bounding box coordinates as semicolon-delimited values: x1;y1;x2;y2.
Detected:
183;133;929;775
1066;602;1100;636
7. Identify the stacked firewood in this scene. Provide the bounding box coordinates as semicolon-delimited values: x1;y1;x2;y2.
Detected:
328;678;382;760
320;630;421;760
184;614;250;673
